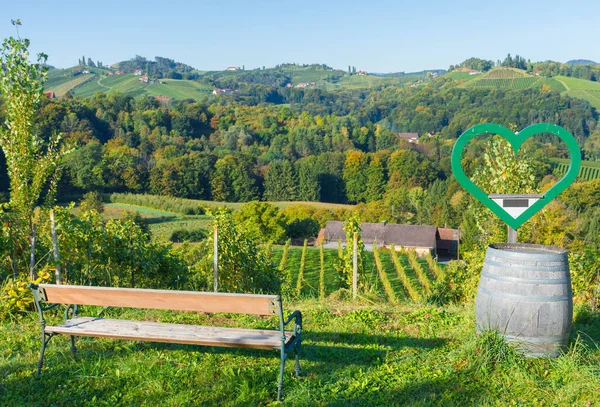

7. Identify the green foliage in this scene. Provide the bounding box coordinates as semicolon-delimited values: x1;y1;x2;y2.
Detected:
389;244;421;302
0;33;72;276
296;239;308;296
406;250;432;296
429;257;481;306
109;193;206;215
263;160;297;201
206;208;280;293
372;241;397;303
570;248;600;310
169;228;207;243
425;252;444;279
234;201;287;244
49;206;184;288
335;213;367;289
79;191;104;213
467;136;537;247
0;269;51;319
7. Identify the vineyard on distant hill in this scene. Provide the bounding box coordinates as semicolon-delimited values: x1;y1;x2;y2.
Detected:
553;158;600;181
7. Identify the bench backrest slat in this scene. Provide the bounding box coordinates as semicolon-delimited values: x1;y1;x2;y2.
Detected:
37;285;279;316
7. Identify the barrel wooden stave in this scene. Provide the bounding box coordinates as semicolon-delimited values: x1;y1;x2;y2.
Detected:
475;243;573;357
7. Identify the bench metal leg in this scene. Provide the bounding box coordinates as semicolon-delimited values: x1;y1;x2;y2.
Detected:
277;349;287;401
294;340;302;377
37;332;54;377
70;336;77;358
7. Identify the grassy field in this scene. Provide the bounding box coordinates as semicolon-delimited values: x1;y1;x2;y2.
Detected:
107;193;355;213
48;74;95;97
555;75;600;109
100;203;211;242
1;300;599;406
324;74;420;90
443;71;480;82
47;69;213;101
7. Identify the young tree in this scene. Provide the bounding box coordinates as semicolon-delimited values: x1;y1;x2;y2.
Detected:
365;155;386;203
264;160;297;201
0;30;72;276
343;150;368;203
296;157;320;202
234;201;287;244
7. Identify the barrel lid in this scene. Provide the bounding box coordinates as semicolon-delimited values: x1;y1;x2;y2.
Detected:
488;243;567;259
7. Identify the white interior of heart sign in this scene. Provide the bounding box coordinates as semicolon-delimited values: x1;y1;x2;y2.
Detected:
488;194;543;219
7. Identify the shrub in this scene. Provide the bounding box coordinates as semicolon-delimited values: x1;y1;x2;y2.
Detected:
79;191;104;213
170;228;208;243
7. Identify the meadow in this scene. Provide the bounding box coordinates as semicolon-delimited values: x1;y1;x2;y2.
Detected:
46;70;213;101
2;299;599;406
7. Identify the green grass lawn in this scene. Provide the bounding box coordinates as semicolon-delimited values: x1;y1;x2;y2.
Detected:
1;301;599;406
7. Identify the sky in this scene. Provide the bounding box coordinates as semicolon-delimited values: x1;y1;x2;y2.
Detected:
1;0;599;73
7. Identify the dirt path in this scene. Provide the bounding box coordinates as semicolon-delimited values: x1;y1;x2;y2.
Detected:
556;78;570;91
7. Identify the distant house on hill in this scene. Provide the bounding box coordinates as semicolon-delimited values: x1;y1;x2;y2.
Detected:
295;82;316;88
82;69;90;74
115;71;125;75
213;88;234;95
226;66;241;71
134;69;143;76
534;70;542;76
154;95;172;107
139;76;149;83
319;221;437;257
396;133;419;143
319;221;460;258
43;91;56;99
469;70;482;75
358;70;368;75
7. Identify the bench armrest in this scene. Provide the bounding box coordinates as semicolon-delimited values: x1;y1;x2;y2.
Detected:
283;310;302;336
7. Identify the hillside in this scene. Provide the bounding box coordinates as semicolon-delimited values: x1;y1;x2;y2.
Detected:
441;67;600;109
46;67;213;100
555;75;600;109
567;59;598;65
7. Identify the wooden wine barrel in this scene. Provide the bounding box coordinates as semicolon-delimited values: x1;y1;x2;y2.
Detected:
475;243;572;357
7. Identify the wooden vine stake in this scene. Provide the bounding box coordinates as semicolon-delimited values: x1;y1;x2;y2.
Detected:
213;225;218;292
29;224;36;280
353;232;358;301
50;210;63;284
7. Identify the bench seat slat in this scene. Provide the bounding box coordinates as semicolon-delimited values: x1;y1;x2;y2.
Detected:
45;317;293;351
38;285;278;316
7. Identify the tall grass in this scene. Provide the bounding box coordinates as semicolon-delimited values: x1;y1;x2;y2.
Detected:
109;193;207;215
372;241;397;304
389;244;421;302
296;240;308;296
407;249;432;295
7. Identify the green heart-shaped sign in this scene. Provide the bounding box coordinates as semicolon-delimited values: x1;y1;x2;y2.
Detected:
451;123;581;230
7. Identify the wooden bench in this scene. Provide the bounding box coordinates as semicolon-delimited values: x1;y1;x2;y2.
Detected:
30;284;302;401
